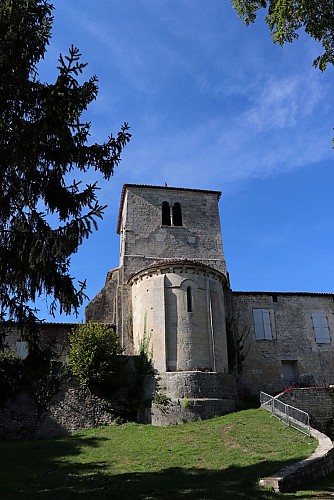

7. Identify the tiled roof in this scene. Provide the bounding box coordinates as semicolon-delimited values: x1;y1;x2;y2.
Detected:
232;290;334;297
36;322;79;325
106;267;120;283
127;258;225;282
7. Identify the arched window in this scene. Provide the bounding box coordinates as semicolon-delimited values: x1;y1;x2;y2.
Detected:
172;202;182;226
187;286;192;312
162;201;171;225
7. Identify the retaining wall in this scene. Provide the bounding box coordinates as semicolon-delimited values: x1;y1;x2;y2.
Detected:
139;371;237;425
260;427;334;492
278;387;334;438
260;387;334;492
158;371;238;400
0;383;116;440
0;357;139;440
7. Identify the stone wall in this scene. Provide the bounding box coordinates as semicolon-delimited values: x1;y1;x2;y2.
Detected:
0;357;140;440
278;387;334;438
233;292;334;396
131;263;228;373
158;371;238;400
6;322;74;363
0;393;39;440
119;185;227;281
150;398;236;426
260;388;334;492
139;371;238;426
260;427;334;493
85;268;119;324
0;384;116;440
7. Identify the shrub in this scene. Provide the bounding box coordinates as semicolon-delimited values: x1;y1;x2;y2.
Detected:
153;392;171;407
0;347;67;405
0;349;25;399
28;362;70;407
69;323;123;387
135;334;153;383
180;398;190;408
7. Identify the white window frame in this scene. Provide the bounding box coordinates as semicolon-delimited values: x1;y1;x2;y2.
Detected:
312;312;330;344
253;308;272;340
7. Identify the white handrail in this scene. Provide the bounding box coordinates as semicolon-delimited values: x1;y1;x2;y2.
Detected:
260;391;310;436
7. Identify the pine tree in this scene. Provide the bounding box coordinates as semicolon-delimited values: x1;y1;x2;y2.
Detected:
0;0;131;344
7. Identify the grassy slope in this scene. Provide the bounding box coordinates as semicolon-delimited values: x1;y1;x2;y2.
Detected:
0;408;327;499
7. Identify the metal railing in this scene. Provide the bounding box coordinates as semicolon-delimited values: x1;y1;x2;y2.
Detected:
260;391;310;436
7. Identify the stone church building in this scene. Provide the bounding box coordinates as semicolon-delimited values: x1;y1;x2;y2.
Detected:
85;184;334;407
4;182;334;428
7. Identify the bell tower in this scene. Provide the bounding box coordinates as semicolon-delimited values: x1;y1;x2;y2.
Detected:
86;184;237;423
116;184;228;281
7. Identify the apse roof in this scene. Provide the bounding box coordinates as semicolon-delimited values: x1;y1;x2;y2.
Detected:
127;258;226;283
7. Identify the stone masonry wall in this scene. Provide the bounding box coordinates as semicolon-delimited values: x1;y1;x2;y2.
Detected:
148;371;237;426
120;186;227;281
278;387;334;438
85;268;119;324
158;371;238;400
233;292;334;396
260;427;334;493
131;264;228;373
260;388;334;492
0;357;140;440
150;398;236;426
6;323;74;363
0;384;119;440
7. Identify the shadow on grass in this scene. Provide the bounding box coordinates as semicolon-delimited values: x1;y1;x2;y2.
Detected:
0;433;110;499
62;464;334;499
0;433;327;500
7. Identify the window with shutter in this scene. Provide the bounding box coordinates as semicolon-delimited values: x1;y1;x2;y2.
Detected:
253;309;272;340
16;339;29;359
312;312;330;343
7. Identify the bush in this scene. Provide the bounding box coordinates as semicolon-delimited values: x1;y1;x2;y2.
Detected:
69;323;123;387
27;362;70;407
0;349;25;399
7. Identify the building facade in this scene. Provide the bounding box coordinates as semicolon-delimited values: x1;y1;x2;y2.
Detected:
86;184;334;401
234;291;334;396
86;184;230;373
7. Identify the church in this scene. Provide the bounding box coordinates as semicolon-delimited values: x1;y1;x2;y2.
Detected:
86;184;334;415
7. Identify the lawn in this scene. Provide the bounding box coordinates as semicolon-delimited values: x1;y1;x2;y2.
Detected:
0;408;332;499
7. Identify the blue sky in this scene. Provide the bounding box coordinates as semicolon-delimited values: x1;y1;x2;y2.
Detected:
37;0;334;322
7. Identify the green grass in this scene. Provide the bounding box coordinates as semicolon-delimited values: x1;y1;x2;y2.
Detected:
0;408;327;499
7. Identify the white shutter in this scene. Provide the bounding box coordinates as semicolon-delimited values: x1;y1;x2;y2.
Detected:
253;309;272;340
16;340;29;359
253;309;264;339
320;315;330;342
262;310;272;340
312;312;330;343
312;313;323;342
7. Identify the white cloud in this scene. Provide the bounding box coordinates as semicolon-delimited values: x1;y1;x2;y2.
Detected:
242;74;325;131
51;0;334;192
